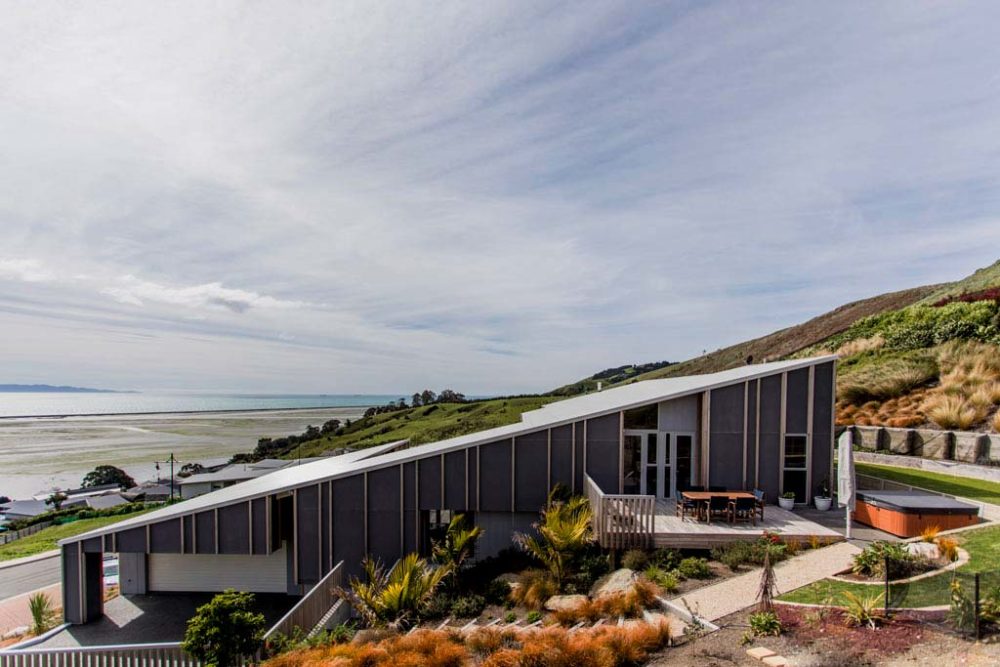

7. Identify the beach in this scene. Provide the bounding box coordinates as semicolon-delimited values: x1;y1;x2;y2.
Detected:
0;407;368;499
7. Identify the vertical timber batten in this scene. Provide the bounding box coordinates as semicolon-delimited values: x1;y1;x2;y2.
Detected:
779;372;788;497
363;472;369;555
701;390;711;487
755;380;762;488
618;412;624;493
547;429;552;492
570;423;576;493
292;490;298;583
807;364;815;504
830;361;837;486
742;382;749;489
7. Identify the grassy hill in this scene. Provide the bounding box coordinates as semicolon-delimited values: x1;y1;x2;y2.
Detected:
289;396;555;459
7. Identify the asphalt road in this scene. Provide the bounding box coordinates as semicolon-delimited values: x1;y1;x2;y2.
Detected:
0;554;61;601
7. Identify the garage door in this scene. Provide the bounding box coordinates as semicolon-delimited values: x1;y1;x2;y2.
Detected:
148;548;287;593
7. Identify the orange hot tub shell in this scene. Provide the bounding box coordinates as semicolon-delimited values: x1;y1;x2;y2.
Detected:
852;497;979;538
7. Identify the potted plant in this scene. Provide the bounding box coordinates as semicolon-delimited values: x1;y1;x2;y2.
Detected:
814;479;832;511
778;492;796;510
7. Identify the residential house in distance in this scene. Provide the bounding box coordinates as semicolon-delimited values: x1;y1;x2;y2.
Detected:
58;356;837;625
178;458;328;499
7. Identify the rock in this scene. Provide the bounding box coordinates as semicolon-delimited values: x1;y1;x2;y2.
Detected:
590;568;638;599
906;542;940;561
746;646;776;660
544;594;588;612
352;628;397;645
1;626;28;640
495;573;520;584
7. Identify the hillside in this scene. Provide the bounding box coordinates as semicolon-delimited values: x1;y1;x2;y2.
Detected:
553;284;939;394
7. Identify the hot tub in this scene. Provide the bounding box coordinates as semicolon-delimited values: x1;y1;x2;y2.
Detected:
852;489;979;538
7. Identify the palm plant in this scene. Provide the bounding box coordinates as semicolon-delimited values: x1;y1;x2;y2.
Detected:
515;490;594;589
432;513;483;586
339;554;451;629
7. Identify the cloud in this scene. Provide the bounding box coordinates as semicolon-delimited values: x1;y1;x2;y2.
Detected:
100;276;308;313
0;2;999;393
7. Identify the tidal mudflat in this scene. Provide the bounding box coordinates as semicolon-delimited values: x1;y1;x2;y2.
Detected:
0;407;367;499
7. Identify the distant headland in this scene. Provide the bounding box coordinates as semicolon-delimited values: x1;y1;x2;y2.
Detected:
0;384;133;393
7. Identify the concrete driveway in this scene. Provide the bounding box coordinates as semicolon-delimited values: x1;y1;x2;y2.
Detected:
36;593;297;648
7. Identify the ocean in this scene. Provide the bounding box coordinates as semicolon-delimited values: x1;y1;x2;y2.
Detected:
0;392;405;418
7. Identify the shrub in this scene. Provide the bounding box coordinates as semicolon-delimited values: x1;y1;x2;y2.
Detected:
994;409;1000;433
851;541;923;580
483;579;512;606
948;579;975;632
449;594;486;619
980;585;1000;624
643;566;679;593
423;593;454;620
842;590;883;630
711;539;788;572
525;610;542;624
712;542;754;571
839;368;936;405
553;580;661;625
748;610;782;637
182;590;265;667
621;549;649;571
28;593;57;635
509;569;558;610
432;513;483;589
650;547;682;571
677;557;713;580
504;610;517;623
569;548;611;591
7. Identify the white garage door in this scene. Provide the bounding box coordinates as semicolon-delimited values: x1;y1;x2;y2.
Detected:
148;548;287;593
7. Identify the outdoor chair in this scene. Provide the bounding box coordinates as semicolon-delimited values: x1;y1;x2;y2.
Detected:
705;495;729;524
708;485;727;492
687;485;704;492
729;497;757;526
752;488;766;521
675;493;701;521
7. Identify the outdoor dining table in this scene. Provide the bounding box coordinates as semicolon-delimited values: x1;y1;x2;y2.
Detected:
680;490;756;522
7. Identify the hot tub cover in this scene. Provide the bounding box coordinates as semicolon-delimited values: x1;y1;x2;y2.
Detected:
855;489;979;515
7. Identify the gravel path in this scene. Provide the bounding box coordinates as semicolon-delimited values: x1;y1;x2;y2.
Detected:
669;541;861;622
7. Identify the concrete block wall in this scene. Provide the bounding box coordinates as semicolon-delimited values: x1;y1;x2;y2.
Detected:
849;425;998;466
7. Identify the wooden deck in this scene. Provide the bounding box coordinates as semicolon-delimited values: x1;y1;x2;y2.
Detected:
650;499;843;549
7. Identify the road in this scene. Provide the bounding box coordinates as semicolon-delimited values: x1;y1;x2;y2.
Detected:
0;553;61;601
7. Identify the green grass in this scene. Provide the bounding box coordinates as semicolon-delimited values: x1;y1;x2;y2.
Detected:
294;396;556;458
0;511;156;561
918;259;1000;305
780;524;1000;607
856;462;1000;506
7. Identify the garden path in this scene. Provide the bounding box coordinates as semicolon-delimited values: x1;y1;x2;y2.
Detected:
669;541;861;623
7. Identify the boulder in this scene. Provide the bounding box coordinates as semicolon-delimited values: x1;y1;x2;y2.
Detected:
590;568;638;599
906;542;939;561
544;594;588;612
853;426;883;451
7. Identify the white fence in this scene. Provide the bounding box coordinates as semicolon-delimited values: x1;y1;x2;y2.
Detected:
584;474;655;549
0;522;53;546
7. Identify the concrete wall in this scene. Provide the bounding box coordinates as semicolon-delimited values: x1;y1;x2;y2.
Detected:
850;425;997;465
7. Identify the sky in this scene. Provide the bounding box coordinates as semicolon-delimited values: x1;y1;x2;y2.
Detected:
1;1;1000;395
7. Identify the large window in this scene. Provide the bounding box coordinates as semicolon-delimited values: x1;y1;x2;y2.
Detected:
782;435;808;503
623;404;658;429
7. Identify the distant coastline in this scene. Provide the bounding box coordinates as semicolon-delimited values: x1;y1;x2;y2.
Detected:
0;383;131;393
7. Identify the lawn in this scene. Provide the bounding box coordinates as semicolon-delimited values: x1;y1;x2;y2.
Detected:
780;524;1000;608
0;511;156;561
856;462;1000;505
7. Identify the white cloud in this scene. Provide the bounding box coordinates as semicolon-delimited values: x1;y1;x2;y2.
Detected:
0;2;999;393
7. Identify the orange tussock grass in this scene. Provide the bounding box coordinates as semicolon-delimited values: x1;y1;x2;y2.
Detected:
552;579;659;625
919;525;940;542
922;394;985;430
993;409;1000;433
266;622;674;667
508;569;558;610
968;384;1000;410
936;536;959;562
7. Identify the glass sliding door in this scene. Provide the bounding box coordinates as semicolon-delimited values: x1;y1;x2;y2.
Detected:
673;433;694;495
625;429;671;498
623;433;642;494
782;434;809;503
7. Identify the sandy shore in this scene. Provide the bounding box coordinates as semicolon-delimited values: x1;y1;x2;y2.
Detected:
0;407;368;499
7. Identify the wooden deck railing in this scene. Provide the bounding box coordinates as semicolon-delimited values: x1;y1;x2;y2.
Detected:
264;560;346;642
0;642;200;667
584;475;655;549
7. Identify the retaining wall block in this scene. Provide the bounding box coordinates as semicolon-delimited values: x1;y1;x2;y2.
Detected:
952;432;990;464
883;427;914;455
912;429;953;460
852;426;884;451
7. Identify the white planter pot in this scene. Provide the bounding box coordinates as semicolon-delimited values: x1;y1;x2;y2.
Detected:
814;496;832;511
778;497;795;511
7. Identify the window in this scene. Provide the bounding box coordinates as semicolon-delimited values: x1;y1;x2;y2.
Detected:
782;435;808;503
623;404;658;429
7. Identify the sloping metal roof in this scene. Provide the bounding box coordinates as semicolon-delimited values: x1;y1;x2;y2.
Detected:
60;357;834;544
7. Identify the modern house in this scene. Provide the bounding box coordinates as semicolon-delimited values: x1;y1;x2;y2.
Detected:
178;458;326;499
58;356;836;625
